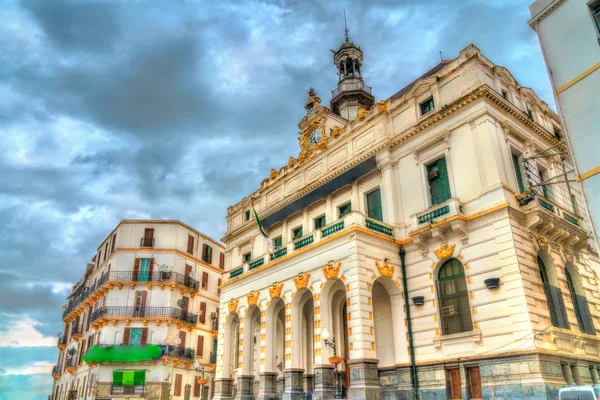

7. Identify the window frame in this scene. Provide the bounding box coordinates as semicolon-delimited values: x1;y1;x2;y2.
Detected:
437;258;473;336
292;226;303;240
202;244;212;263
245;210;250;221
590;0;600;37
338;202;352;218
129;328;143;346
426;157;452;206
273;236;283;249
314;215;326;230
419;97;435;116
242;252;252;263
512;153;526;194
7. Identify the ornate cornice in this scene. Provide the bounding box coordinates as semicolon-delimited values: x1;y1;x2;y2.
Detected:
528;0;567;27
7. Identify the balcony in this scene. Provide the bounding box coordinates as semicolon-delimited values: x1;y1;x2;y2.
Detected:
111;385;145;395
71;325;82;342
57;336;67;350
91;306;198;327
331;80;373;98
409;198;467;255
519;191;590;250
226;211;397;281
163;345;195;360
52;365;63;380
66;357;78;374
140;237;155;247
209;351;217;364
67;390;78;400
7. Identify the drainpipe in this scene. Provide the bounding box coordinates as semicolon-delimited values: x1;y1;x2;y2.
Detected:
399;247;418;399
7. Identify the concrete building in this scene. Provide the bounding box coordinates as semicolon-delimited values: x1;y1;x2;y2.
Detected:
529;0;600;245
51;220;225;400
214;35;600;400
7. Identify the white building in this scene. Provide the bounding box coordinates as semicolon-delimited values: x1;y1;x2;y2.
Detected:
51;220;225;400
214;35;600;400
529;0;600;245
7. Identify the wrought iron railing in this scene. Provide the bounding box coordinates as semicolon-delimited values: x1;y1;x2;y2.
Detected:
66;357;78;367
163;345;195;360
111;385;145;395
321;221;344;238
57;336;67;347
71;324;82;336
91;306;198;324
140;237;155;247
209;351;217;364
110;271;200;290
331;81;372;98
52;364;63;375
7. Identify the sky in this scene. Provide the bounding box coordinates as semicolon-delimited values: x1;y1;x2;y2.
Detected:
0;0;554;398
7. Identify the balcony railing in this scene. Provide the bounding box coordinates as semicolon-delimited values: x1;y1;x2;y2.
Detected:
67;390;78;400
248;257;264;270
52;364;63;376
66;357;78;367
331;80;372;98
140;237;155;247
163;345;195;360
111;385;145;395
226;211;397;282
71;325;82;336
412;198;463;228
209;351;217;364
57;336;67;348
520;191;583;229
91;306;198;325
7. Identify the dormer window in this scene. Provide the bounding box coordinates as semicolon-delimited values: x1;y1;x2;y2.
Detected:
420;97;435;116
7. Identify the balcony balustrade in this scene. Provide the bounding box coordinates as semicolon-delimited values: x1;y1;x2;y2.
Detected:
111;385;145;395
71;325;83;341
227;211;396;280
209;351;217;364
57;336;67;350
52;364;63;379
140;237;155;247
163;345;195;360
331;80;372;98
91;306;198;325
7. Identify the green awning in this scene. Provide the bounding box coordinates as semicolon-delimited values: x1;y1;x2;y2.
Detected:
83;345;162;363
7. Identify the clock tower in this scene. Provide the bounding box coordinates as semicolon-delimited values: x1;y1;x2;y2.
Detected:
330;25;374;121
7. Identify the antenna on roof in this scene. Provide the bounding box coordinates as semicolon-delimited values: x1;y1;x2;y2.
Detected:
344;9;349;42
439;51;443;62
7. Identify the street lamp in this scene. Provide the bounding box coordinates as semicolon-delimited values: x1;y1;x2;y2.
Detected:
194;360;208;400
322;328;342;399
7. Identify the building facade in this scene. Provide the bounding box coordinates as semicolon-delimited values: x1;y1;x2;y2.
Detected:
529;0;600;246
214;37;600;400
51;220;225;400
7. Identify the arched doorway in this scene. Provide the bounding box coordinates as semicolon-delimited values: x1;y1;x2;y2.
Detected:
372;279;406;367
292;289;315;398
565;263;596;334
537;251;569;328
222;313;240;380
242;305;261;396
321;279;349;397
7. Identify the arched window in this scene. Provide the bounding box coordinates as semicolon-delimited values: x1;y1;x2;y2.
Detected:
566;268;596;335
537;256;569;328
437;258;472;335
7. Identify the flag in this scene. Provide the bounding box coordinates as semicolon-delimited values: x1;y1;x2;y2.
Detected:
252;205;273;253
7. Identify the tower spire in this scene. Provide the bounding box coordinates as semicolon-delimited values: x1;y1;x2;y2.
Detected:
344;9;349;42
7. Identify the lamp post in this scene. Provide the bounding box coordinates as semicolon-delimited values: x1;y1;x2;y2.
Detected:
194;360;208;400
322;328;342;399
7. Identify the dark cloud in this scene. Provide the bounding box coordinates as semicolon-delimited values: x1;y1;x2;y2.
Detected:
0;0;553;397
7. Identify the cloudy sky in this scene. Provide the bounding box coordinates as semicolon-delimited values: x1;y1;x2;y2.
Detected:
0;0;553;398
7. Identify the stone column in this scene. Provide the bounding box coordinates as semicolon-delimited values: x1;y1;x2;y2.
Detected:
234;375;255;400
313;365;336;400
282;368;305;400
214;378;235;400
351;181;360;213
379;162;397;225
326;195;334;225
304;374;315;400
276;377;285;400
258;372;278;400
347;359;381;400
303;209;310;235
562;364;575;386
591;366;600;384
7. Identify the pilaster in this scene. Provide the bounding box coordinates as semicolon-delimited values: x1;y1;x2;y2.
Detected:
214;378;235;400
347;359;381;400
313;364;336;400
234;375;256;400
258;372;278;400
282;368;305;400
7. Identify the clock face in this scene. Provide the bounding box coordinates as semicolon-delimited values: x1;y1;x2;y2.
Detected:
309;128;321;147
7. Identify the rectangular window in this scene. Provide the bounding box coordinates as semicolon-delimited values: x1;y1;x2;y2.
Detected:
553;127;561;140
539;169;551;199
427;158;451;205
467;367;482;399
591;1;600;33
200;302;207;323
187;235;194;254
111;234;117;253
512;154;526;194
293;227;303;239
142;228;154;247
129;328;143;345
103;243;108;261
217;278;221;296
203;244;212;263
219;253;225;270
446;368;462;399
420;97;435;115
245;210;250;221
174;373;182;396
502;89;508;100
366;189;383;221
339;203;351;217
243;252;252;263
314;215;326;229
112;370;145;388
273;236;282;248
571;194;580;216
202;272;209;290
526;105;533;120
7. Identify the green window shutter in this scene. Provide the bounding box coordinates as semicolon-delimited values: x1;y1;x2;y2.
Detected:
314;216;326;229
123;371;135;386
512;154;525;194
539;171;550;199
366;189;383;222
273;237;282;248
133;370;146;385
113;371;123;386
339;203;351;217
293;227;303;239
427;158;451;205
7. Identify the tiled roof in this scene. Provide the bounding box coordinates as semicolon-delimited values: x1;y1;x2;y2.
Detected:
390;60;452;101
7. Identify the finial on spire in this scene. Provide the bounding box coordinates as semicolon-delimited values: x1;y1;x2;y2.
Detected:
344;9;349;42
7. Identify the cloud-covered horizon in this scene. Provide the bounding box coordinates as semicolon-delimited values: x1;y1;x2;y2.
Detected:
0;0;553;398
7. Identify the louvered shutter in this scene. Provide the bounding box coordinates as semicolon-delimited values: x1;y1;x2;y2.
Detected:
576;295;596;334
179;330;187;347
200;302;206;323
79;339;86;365
141;328;148;345
468;367;481;398
123;328;130;345
111;234;117;253
549;285;570;328
174;374;182;396
219;253;225;270
133;258;140;281
208;247;213;264
187;235;194;254
202;244;207;262
194;379;201;397
196;335;204;357
202;272;209;290
450;368;461;399
149;258;154;281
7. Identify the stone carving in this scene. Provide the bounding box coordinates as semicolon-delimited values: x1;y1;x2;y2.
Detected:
247;292;260;306
537;236;549;252
287;157;297;168
293;273;311;290
375;259;395;279
269;283;284;299
434;244;456;260
322;262;341;280
269;169;278;181
355;108;368;122
331;126;343;138
377;100;387;113
228;299;239;314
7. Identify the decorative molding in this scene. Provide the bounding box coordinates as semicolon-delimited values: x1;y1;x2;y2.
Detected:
377;100;387;113
375;260;395;279
228;299;239;314
269;283;284;299
322;262;341;280
293;273;311;290
247;292;260;306
434;244;456;260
